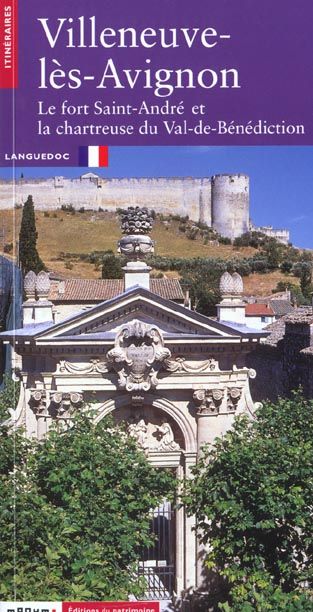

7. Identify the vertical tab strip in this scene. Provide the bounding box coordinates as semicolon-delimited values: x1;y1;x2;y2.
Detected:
0;0;18;88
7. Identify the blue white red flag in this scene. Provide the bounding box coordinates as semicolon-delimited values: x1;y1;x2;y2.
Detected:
79;146;109;167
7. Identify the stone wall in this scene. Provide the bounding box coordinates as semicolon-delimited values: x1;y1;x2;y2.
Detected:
0;173;290;241
247;312;313;401
0;176;212;223
251;225;290;245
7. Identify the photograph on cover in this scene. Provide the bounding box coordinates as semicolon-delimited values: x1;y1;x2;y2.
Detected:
0;145;313;608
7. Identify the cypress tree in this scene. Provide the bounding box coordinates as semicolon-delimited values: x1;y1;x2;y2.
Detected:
18;195;45;275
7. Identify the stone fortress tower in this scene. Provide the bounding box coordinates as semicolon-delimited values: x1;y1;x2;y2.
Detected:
0;172;289;242
211;174;249;239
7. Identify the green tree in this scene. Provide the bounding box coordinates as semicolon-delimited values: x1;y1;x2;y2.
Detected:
101;251;124;279
184;393;313;610
181;261;222;315
299;263;313;299
261;238;283;269
19;195;45;275
0;410;175;600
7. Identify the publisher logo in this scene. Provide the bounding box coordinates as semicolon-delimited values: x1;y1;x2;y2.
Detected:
0;0;18;88
1;603;159;612
2;603;62;612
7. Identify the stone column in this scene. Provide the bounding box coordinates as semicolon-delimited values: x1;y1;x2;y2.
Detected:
193;388;224;591
29;389;48;440
193;388;224;454
184;452;197;591
175;463;185;596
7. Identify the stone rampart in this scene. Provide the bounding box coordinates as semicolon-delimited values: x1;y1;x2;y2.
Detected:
0;176;212;224
0;173;289;241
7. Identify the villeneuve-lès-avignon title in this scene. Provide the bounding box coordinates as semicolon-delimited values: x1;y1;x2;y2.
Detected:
37;16;240;97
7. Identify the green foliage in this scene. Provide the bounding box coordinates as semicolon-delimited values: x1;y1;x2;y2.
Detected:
0;375;19;422
180;263;221;315
186;226;199;240
275;258;313;303
185;392;313;610
274;281;308;306
0;411;175;600
218;236;232;245
261;238;283;269
101;251;124;279
19;195;45;275
61;203;75;214
281;260;293;274
294;262;313;299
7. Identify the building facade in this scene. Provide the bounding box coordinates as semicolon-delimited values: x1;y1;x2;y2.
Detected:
1;211;267;603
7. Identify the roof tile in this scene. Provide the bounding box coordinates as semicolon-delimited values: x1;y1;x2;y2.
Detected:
245;303;274;316
49;278;184;302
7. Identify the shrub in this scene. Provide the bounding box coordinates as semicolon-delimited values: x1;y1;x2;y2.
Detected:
185;393;313;610
0;412;175;600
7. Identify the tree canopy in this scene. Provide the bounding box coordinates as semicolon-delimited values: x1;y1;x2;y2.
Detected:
0;404;175;600
185;393;313;610
18;195;45;275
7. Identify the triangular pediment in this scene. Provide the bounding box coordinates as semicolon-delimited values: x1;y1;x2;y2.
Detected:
33;286;256;343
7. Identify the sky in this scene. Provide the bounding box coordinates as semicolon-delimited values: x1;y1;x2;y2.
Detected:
1;146;313;248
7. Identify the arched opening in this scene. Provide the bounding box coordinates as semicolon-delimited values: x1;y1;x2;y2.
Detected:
93;395;197;598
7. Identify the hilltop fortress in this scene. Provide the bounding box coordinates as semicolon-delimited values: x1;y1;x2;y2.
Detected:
0;172;289;242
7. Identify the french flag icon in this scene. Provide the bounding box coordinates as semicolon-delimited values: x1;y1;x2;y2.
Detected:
79;145;109;167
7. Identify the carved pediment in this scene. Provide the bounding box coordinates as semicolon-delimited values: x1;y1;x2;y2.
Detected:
35;287;252;343
107;319;171;391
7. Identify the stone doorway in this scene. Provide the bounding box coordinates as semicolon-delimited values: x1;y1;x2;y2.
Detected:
138;500;175;600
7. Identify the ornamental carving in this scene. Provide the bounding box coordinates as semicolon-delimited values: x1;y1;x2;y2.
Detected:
107;320;171;391
227;387;242;412
56;359;108;374
118;234;154;260
29;389;47;417
165;356;219;373
127;415;180;452
50;391;84;419
118;206;155;260
120;206;154;235
193;388;224;415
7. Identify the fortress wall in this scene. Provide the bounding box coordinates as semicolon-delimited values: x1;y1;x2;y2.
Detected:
0;177;211;222
2;174;290;242
198;179;212;226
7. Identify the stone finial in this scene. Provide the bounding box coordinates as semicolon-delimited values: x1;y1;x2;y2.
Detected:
120;206;154;235
219;271;243;297
36;271;51;300
217;272;245;323
24;271;37;300
118;206;155;264
219;271;233;295
232;272;244;295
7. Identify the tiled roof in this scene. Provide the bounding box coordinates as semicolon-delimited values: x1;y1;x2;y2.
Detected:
269;300;294;316
245;303;274;316
49;278;184;302
263;307;313;347
284;307;313;324
150;278;184;301
263;318;286;346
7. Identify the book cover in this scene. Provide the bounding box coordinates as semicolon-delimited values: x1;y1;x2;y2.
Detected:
0;1;313;610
